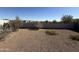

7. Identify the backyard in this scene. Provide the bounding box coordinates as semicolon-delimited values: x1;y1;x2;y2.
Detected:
0;29;79;52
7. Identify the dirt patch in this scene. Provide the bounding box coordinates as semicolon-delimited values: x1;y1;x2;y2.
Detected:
0;29;79;52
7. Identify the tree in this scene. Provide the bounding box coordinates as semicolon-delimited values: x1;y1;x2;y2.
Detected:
9;16;22;32
61;15;73;24
23;20;26;23
15;16;22;29
73;19;79;24
45;20;48;23
16;16;20;20
52;20;57;23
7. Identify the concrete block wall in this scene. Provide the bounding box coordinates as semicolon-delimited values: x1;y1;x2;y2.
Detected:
20;23;74;29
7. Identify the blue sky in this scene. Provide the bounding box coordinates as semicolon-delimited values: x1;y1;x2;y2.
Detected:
0;7;79;21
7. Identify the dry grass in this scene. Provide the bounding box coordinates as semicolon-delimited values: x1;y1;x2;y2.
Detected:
45;30;57;35
70;35;79;41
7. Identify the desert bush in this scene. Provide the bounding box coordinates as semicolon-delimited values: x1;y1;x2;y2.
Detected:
70;35;79;41
2;23;10;32
9;16;22;32
45;30;57;35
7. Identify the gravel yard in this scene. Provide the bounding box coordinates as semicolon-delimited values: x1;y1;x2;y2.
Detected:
0;29;79;52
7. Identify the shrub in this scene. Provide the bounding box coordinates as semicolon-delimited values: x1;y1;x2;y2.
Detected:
2;23;10;32
61;15;73;24
70;35;79;41
45;30;57;35
9;16;22;32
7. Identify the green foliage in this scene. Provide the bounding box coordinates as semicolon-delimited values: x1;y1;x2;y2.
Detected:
72;19;79;24
61;15;73;23
45;30;57;35
45;20;48;23
23;20;26;23
52;20;57;23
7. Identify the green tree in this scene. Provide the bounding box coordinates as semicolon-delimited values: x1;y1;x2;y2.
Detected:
45;20;48;23
23;20;26;23
73;19;79;24
61;15;73;24
52;20;57;23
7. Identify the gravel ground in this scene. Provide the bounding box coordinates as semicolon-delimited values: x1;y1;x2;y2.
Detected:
0;29;79;52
